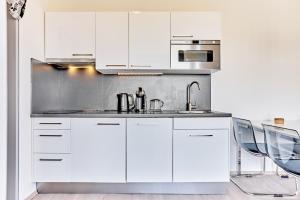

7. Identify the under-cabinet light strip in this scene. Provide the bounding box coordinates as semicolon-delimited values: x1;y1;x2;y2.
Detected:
117;72;163;76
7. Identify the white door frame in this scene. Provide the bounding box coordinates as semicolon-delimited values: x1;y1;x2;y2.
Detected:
0;0;8;200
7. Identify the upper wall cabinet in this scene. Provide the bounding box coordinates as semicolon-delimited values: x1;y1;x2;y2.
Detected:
96;12;129;70
129;12;170;69
45;12;96;61
171;12;222;40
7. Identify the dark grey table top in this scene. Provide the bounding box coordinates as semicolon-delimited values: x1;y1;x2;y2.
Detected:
31;110;232;118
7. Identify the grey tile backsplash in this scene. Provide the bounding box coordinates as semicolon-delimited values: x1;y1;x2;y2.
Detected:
31;61;211;113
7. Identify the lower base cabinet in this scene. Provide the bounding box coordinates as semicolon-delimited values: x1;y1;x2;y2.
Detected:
32;117;230;184
127;118;173;182
173;130;230;182
71;118;126;182
33;154;71;182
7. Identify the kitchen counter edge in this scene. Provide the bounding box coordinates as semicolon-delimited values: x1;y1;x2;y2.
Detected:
30;112;232;118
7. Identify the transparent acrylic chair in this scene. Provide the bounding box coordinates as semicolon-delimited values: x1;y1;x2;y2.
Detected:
263;124;299;196
232;117;296;196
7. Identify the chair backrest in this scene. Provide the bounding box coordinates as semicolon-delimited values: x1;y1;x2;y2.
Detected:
263;124;300;176
232;117;267;156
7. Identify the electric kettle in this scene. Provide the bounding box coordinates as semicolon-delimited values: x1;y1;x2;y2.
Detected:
117;93;135;112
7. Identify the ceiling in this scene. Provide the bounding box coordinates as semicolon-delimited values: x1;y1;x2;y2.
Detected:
40;0;224;11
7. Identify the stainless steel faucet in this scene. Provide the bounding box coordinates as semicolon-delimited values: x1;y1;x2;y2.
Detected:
186;81;201;111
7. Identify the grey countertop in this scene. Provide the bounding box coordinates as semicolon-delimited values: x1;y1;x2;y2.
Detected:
31;110;232;118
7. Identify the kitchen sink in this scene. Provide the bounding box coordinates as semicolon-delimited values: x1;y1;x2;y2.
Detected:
177;110;211;114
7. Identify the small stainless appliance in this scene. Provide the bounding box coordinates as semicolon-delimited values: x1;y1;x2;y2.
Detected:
171;40;220;70
135;87;147;112
117;93;135;112
149;99;164;111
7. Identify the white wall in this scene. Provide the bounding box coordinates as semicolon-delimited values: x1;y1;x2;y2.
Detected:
41;0;223;11
212;0;300;122
0;1;7;199
18;0;45;199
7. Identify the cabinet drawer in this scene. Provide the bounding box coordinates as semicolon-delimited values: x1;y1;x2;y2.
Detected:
173;130;229;182
33;154;71;182
174;117;230;130
33;130;71;153
32;118;71;130
71;118;126;127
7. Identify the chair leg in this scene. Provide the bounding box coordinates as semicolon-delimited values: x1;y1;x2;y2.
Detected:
231;154;297;196
295;178;299;194
262;156;266;173
275;165;290;179
231;176;298;197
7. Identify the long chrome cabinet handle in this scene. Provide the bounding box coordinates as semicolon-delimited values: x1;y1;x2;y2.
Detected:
39;135;63;137
97;123;120;126
106;64;127;67
130;65;152;68
39;123;62;125
72;53;93;56
188;134;214;137
172;35;194;38
39;159;63;162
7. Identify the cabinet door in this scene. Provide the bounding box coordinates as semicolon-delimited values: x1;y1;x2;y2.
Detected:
129;12;170;69
127;118;172;182
171;12;222;40
71;118;126;182
33;154;71;182
96;12;128;69
45;12;95;59
173;130;229;182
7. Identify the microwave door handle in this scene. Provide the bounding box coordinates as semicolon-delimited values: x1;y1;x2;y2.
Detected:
178;50;185;62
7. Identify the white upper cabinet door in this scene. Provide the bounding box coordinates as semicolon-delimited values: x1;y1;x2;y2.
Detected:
96;12;128;69
71;118;126;183
173;130;230;182
171;12;222;40
45;12;96;59
129;12;170;69
127;118;173;182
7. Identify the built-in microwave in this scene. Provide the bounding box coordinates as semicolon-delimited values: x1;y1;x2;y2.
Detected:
171;40;220;70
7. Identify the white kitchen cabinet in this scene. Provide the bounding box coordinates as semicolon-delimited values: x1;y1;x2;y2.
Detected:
129;12;170;69
71;118;126;182
32;118;71;130
173;130;229;182
174;117;230;130
171;12;222;40
96;12;128;69
127;118;172;182
33;154;71;182
32;118;72;182
33;130;71;154
45;12;95;60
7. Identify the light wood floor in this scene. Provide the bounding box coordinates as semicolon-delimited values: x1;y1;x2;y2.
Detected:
32;182;300;200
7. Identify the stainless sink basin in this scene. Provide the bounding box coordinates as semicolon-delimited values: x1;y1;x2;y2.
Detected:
177;110;211;114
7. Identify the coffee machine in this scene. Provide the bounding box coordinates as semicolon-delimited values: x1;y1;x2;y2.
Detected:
135;87;147;112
